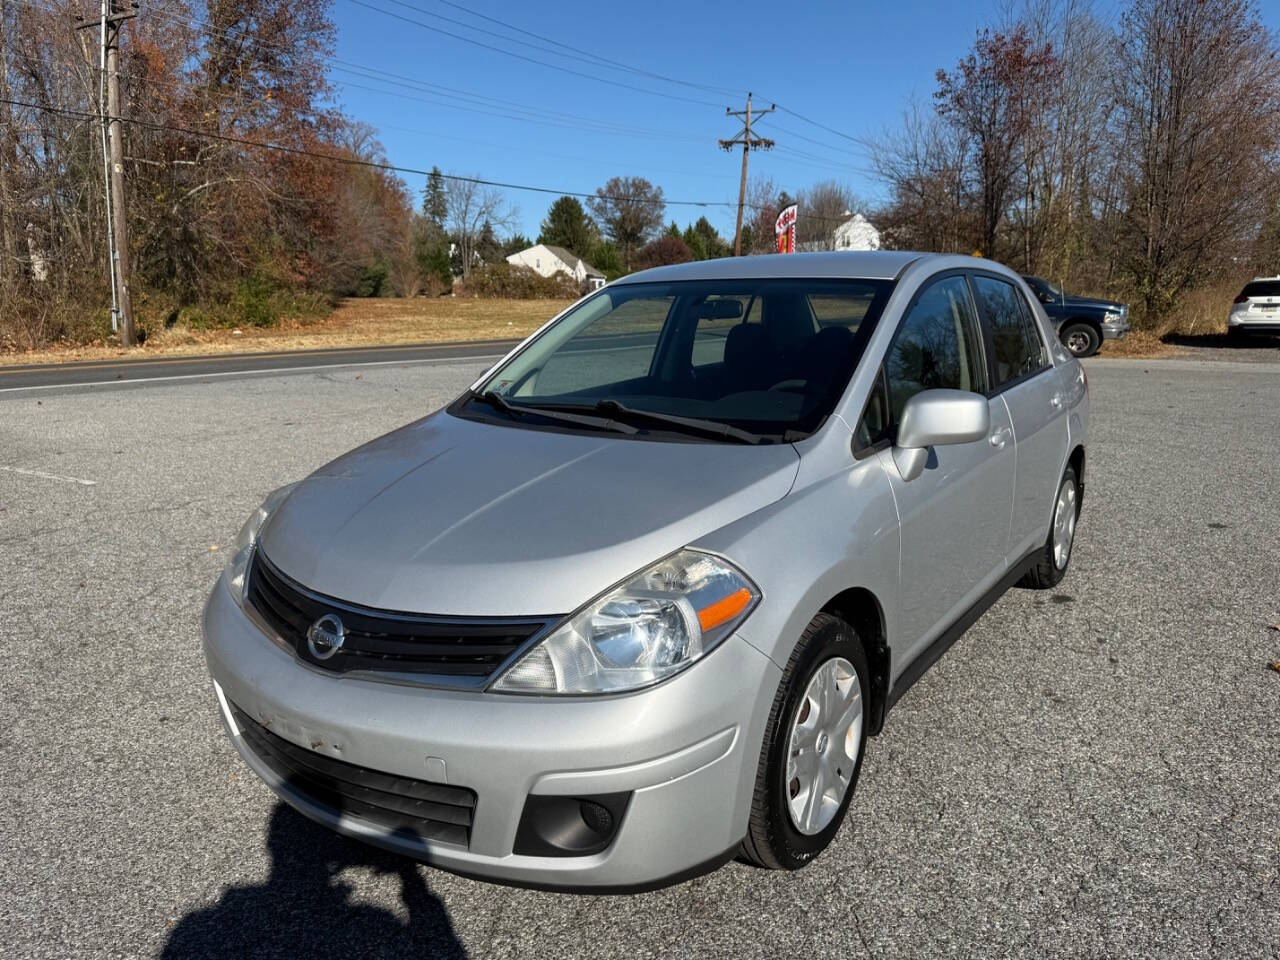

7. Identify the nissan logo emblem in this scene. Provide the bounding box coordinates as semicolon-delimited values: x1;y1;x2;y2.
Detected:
306;613;345;660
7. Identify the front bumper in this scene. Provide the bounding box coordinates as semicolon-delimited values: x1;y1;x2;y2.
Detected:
1101;315;1130;339
202;581;781;891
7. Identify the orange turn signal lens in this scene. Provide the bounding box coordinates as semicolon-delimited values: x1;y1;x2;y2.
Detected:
696;587;754;632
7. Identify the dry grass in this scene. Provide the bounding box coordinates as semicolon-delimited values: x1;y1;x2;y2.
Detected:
1097;281;1245;357
0;297;576;366
1098;329;1181;358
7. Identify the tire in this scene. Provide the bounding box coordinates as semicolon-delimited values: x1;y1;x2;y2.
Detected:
1060;322;1101;358
739;613;869;871
1019;464;1080;589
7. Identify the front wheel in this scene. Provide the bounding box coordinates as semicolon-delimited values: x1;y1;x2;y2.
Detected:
1019;464;1080;589
1060;322;1101;358
740;614;869;870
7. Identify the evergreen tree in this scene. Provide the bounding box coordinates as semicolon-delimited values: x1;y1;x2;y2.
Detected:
691;217;728;259
538;196;597;257
423;167;447;229
502;233;533;258
476;219;501;265
682;224;708;260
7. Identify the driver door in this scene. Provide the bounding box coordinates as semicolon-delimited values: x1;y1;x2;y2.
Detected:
868;273;1015;672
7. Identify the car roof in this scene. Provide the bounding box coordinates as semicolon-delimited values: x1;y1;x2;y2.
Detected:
611;250;929;284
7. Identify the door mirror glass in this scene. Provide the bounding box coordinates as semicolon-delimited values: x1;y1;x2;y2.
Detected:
892;389;990;482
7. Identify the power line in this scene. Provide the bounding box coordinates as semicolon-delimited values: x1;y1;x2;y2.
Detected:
0;96;722;207
1;95;862;224
427;0;743;98
770;103;864;147
343;0;724;109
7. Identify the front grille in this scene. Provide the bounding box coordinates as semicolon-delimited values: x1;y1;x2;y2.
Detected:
231;703;477;847
247;549;557;684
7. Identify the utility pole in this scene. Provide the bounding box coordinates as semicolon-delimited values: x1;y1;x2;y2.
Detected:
719;92;775;256
78;1;136;345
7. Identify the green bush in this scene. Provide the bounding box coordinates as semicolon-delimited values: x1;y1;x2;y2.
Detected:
352;260;390;298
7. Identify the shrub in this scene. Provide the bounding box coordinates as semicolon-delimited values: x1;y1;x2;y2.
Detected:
635;235;694;271
461;263;581;299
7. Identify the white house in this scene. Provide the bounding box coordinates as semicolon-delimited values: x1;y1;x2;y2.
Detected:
797;213;881;253
506;243;606;290
832;213;880;251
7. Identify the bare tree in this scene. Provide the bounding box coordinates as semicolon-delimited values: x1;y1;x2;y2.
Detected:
1111;0;1280;319
445;176;516;279
794;180;866;249
935;25;1057;258
868;97;974;253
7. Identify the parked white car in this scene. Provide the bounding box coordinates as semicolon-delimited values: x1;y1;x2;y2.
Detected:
1228;277;1280;338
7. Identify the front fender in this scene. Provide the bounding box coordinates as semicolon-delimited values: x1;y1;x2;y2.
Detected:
691;450;901;683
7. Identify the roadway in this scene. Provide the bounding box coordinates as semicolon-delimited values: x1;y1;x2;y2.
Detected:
1;351;1277;959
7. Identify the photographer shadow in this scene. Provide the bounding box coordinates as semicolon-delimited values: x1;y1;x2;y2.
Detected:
162;802;467;960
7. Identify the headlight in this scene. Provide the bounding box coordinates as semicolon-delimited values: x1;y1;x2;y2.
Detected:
1104;309;1123;322
491;549;760;695
223;483;298;606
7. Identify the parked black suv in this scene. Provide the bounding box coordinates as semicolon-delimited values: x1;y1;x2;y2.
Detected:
1021;276;1130;358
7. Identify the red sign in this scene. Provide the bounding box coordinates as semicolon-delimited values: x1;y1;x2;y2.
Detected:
775;204;797;254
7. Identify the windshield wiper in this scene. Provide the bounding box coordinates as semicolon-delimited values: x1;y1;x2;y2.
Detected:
585;399;775;444
471;390;638;435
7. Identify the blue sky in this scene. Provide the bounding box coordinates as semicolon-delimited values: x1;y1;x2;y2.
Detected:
328;0;1279;242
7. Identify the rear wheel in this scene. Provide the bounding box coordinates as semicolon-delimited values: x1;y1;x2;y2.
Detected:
1060;322;1101;358
740;614;869;870
1019;465;1080;589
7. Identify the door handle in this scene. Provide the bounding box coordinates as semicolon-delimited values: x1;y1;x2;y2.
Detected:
989;426;1012;449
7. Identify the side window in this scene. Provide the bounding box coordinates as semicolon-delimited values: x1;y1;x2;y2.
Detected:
883;275;988;424
1016;293;1049;369
971;275;1046;387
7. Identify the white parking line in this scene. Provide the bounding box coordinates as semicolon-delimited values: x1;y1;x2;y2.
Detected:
0;465;98;486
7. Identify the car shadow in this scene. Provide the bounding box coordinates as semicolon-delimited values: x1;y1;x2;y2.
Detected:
1163;332;1278;349
161;802;468;960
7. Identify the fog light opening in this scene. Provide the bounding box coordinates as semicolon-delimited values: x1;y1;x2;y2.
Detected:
513;792;632;858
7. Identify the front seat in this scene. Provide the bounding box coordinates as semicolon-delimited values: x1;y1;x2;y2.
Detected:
787;325;857;400
722;323;775;393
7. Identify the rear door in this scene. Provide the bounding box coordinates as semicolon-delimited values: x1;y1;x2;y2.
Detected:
970;272;1069;561
862;273;1015;669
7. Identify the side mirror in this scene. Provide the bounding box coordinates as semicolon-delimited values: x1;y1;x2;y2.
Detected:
892;389;990;482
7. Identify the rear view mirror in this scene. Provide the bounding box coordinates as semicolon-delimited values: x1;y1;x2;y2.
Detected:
892;389;990;482
691;299;744;320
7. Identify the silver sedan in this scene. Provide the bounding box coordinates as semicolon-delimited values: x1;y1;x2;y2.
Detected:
203;251;1089;890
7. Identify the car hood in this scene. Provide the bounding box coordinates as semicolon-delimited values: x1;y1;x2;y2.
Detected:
1063;294;1123;312
258;410;801;616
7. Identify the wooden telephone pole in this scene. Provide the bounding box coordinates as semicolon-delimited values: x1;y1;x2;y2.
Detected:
79;1;137;345
720;93;775;256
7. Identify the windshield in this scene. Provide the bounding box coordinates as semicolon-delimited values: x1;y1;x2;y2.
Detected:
465;277;893;442
1026;276;1063;298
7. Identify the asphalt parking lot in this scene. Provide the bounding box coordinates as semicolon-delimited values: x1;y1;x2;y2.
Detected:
2;351;1277;959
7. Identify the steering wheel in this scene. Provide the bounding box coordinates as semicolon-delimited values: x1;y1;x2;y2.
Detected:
767;379;808;394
